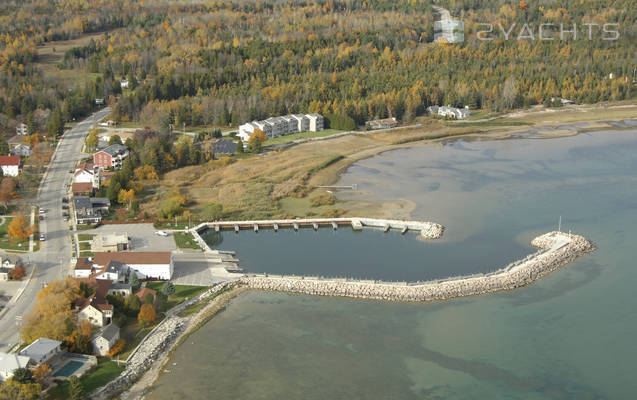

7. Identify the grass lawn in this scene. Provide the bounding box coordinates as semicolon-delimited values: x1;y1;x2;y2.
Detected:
0;216;30;251
80;251;94;257
46;358;124;400
146;282;209;311
264;129;346;145
77;234;95;241
114;315;160;360
79;242;91;251
173;232;200;249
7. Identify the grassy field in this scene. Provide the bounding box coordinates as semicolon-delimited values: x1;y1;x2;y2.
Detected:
0;216;30;251
264;129;346;145
145;282;209;311
46;358;124;400
137;103;637;221
173;232;200;249
77;234;95;241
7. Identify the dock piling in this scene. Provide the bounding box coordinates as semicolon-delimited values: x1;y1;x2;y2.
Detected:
331;221;338;230
234;224;239;233
254;223;259;232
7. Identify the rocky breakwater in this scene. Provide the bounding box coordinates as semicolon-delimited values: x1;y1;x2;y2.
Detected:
91;317;187;400
240;231;593;302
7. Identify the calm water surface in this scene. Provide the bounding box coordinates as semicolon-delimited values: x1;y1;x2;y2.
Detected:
152;129;637;399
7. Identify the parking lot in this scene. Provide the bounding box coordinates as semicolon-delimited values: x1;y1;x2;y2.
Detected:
172;252;238;286
79;223;177;252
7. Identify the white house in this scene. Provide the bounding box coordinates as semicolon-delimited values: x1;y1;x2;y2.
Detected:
91;324;120;356
0;352;31;381
93;252;174;280
74;162;101;189
120;79;129;89
19;338;63;364
0;155;20;176
428;105;471;119
15;122;28;136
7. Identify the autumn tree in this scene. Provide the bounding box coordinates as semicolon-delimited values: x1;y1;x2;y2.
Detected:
8;216;32;242
21;278;80;343
247;129;265;154
9;265;26;280
138;303;156;326
0;178;17;208
0;379;41;400
85;129;99;151
107;338;126;357
32;364;51;386
118;188;135;209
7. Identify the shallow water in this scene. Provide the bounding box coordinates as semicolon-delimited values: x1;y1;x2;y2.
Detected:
151;129;637;399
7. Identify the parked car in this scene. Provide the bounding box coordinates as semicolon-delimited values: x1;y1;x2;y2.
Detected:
39;215;44;221
39;234;45;241
63;216;69;222
39;208;46;214
155;230;169;237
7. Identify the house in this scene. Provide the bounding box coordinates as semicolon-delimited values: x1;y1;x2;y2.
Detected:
367;117;398;130
19;338;63;364
120;79;129;89
92;233;130;252
74;162;100;189
107;282;132;298
427;105;470;119
75;279;114;327
281;115;299;134
93;252;174;280
135;287;157;303
211;140;237;155
15;122;28;136
93;144;129;170
74;257;95;278
11;143;32;157
73;196;110;225
91;324;120;356
306;113;324;131
0;155;21;177
0;352;31;381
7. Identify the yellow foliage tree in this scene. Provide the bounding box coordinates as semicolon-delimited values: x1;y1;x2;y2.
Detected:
8;215;32;241
137;304;156;326
21;278;80;343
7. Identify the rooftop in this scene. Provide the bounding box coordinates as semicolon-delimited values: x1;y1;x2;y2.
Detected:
93;251;172;266
97;144;128;156
96;324;120;342
0;155;20;166
19;338;61;360
0;352;31;374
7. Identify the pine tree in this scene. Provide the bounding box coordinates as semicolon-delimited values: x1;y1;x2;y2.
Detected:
69;376;85;400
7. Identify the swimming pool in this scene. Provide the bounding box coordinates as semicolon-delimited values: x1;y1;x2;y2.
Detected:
54;360;84;377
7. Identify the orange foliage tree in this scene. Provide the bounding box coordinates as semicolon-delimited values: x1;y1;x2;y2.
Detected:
107;338;126;357
137;304;156;326
8;215;32;242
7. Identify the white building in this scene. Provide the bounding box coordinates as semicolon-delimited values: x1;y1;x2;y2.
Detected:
91;324;120;356
120;79;129;89
0;155;20;176
427;105;471;119
19;338;63;364
15;122;28;136
238;113;324;142
93;252;174;280
0;352;31;381
306;113;324;131
74;162;101;189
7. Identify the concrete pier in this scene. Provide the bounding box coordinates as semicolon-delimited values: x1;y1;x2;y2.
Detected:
383;224;390;232
253;224;259;232
234;224;239;233
273;223;279;231
214;224;220;232
293;222;299;231
239;231;593;303
312;222;319;230
332;222;338;230
351;220;363;230
401;226;408;234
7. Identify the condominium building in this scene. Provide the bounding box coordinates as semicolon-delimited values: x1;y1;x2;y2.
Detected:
238;113;324;142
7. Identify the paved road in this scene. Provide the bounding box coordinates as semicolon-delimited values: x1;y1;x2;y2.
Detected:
0;108;111;351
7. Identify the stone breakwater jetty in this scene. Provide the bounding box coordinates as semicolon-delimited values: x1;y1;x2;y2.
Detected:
239;231;594;302
189;217;444;252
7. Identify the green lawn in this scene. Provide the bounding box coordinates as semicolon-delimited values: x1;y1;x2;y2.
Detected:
79;242;91;251
146;282;209;311
80;251;94;257
264;129;346;145
46;358;124;400
173;232;200;249
0;216;30;251
113;315;160;360
77;234;95;241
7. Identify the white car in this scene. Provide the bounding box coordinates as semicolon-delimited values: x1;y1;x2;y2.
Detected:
155;230;169;237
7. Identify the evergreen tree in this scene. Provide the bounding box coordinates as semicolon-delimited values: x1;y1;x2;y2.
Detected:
69;376;85;400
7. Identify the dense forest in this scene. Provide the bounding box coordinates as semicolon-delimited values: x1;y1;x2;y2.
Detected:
0;0;634;135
